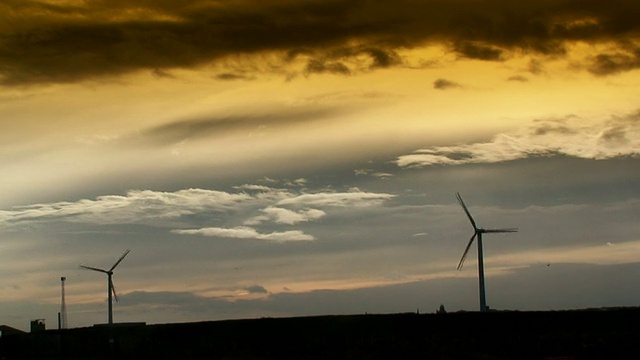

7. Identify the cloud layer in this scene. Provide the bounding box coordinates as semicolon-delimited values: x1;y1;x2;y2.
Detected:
2;0;640;84
0;184;393;242
172;227;314;243
397;111;640;167
0;189;251;225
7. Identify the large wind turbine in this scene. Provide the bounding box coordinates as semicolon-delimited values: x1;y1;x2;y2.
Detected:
455;193;517;312
80;249;130;325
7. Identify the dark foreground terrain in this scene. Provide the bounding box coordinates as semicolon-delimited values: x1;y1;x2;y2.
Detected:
1;308;638;359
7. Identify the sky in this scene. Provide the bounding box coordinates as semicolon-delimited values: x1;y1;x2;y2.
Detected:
1;0;639;331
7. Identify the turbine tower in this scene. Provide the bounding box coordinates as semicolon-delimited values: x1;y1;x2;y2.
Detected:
455;193;517;312
60;276;68;329
80;249;130;325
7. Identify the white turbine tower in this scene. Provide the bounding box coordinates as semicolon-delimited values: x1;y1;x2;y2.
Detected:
80;249;130;325
455;193;517;312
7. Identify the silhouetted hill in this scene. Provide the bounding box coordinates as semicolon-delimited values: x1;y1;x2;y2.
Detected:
1;307;638;359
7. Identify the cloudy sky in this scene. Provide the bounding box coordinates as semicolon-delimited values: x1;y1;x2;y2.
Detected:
1;0;639;330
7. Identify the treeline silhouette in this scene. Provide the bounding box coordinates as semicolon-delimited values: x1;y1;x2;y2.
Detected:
1;308;638;359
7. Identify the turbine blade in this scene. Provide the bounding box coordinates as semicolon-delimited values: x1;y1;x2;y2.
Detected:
79;265;108;273
457;233;477;271
110;249;130;271
484;228;518;233
110;278;118;303
456;192;477;230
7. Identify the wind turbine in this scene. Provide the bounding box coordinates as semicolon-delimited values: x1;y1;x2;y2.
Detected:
455;193;516;312
80;249;130;325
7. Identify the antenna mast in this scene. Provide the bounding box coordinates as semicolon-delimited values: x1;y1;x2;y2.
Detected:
60;276;68;329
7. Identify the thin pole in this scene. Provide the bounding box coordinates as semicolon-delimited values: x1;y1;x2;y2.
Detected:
107;273;113;325
477;232;487;312
60;276;68;329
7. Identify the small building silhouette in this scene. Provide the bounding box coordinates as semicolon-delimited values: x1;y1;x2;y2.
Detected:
0;325;25;337
30;319;45;333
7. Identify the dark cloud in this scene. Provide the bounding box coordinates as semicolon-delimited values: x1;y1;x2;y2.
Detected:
362;47;400;68
588;49;640;76
598;126;630;146
2;0;640;84
132;107;343;145
528;59;545;75
305;59;351;76
151;68;176;79
303;46;400;76
531;120;577;136
454;42;503;61
433;79;461;90
507;75;529;82
215;73;255;81
245;285;268;294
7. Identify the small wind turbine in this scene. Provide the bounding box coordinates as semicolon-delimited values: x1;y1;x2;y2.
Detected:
80;249;130;325
455;193;516;312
